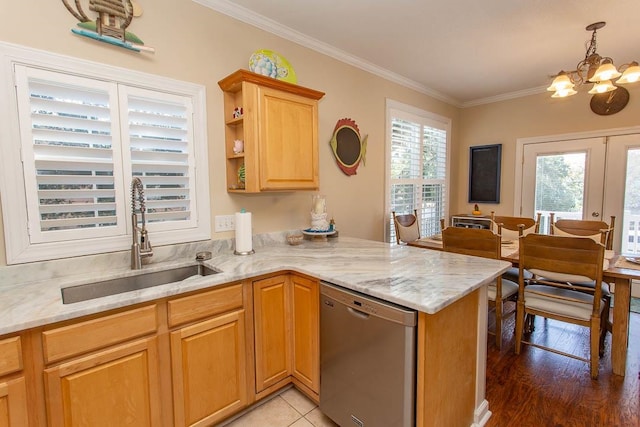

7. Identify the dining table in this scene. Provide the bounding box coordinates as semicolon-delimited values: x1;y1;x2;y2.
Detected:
408;235;640;377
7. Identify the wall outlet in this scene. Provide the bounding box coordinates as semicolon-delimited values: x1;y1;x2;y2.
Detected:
214;215;235;232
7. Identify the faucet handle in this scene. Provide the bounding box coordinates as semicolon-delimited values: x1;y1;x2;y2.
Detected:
140;229;153;253
196;251;212;261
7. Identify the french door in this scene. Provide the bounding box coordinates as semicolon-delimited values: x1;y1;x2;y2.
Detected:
519;133;640;254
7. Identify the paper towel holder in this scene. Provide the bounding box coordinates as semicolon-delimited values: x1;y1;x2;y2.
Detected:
234;248;255;256
234;208;254;255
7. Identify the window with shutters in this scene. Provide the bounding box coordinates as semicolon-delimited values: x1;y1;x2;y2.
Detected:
0;43;209;264
385;100;450;243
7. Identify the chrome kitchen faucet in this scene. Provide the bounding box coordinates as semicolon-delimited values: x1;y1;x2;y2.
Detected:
131;177;153;269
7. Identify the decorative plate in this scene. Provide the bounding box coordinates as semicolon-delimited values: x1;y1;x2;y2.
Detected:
249;49;297;83
302;229;336;236
625;257;640;265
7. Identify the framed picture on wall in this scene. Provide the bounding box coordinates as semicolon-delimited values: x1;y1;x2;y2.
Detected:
468;144;501;203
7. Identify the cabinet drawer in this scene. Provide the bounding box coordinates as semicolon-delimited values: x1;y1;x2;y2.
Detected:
168;283;243;327
43;304;158;364
0;336;22;376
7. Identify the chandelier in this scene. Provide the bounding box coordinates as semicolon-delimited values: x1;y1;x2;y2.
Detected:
547;22;640;98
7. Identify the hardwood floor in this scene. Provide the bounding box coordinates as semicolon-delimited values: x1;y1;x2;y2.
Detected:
486;303;640;427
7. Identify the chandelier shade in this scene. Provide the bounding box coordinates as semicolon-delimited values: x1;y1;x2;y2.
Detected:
548;22;638;98
617;62;640;84
588;80;616;94
589;61;621;82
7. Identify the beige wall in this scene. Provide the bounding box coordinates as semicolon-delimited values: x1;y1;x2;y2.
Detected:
2;1;639;266
455;86;640;217
0;0;458;265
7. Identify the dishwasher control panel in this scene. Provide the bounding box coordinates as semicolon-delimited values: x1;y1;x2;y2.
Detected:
320;282;416;326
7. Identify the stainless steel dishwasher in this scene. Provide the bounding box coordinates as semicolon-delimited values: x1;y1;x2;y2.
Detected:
320;282;417;427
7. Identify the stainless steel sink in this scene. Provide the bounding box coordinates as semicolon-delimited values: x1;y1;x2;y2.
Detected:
61;264;219;304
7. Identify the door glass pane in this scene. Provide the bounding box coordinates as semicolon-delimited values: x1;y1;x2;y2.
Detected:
534;153;585;232
622;148;640;254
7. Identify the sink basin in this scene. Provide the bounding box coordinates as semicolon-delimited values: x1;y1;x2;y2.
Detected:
61;264;219;304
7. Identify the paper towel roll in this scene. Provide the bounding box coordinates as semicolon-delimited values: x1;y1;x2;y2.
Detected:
235;211;253;254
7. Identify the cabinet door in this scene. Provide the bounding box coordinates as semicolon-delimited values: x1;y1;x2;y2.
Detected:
44;337;162;427
257;87;319;190
170;310;248;427
0;377;28;427
253;275;291;392
290;275;319;393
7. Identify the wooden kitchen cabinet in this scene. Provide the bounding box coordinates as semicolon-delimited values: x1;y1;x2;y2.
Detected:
0;336;29;427
253;274;320;398
253;275;292;392
168;283;250;427
42;305;162;427
218;70;324;193
290;275;319;394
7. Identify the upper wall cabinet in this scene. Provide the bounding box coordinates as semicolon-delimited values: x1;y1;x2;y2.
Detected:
218;70;325;193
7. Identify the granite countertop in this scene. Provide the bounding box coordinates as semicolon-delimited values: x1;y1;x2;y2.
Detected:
0;234;511;336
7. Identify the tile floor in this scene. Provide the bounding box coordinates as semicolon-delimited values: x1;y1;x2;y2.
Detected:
220;387;338;427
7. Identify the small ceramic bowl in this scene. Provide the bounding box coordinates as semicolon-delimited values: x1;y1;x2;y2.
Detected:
287;233;304;246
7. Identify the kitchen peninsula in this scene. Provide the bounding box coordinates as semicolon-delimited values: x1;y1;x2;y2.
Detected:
0;235;509;427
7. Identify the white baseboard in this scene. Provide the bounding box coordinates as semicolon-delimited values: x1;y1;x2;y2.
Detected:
472;399;492;427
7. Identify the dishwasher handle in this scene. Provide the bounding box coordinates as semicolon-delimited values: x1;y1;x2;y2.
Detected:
347;307;370;319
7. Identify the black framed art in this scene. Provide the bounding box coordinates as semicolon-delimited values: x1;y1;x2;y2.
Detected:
468;144;501;203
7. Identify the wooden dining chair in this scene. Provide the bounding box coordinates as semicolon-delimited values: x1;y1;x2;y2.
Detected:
490;212;542;284
392;210;421;244
549;214;615;331
515;233;607;379
549;213;615;250
491;212;541;240
442;226;517;349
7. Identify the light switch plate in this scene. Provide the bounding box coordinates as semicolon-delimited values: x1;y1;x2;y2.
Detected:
214;215;235;232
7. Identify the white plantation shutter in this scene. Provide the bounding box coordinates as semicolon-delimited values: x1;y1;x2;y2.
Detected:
120;87;196;230
388;104;449;242
2;47;210;264
15;66;127;243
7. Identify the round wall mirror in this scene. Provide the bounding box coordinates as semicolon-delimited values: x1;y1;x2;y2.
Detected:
329;118;368;176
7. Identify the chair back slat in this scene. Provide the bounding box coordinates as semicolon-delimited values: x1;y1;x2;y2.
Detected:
491;212;541;240
392;210;421;244
549;213;615;250
519;234;604;295
442;227;501;260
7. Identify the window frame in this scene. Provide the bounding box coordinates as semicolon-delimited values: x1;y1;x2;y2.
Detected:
384;99;451;243
0;42;210;264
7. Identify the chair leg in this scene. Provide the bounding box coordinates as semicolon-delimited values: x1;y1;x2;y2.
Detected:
598;299;609;357
495;299;503;349
524;313;535;333
604;294;611;330
590;315;600;379
515;301;524;354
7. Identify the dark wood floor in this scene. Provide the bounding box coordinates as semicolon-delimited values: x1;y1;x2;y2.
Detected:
485;303;640;427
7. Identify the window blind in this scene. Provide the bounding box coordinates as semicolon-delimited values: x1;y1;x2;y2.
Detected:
13;64;199;248
123;89;195;229
16;67;126;243
389;113;447;241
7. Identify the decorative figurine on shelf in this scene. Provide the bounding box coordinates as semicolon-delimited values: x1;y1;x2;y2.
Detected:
233;107;243;119
237;163;246;189
472;204;482;215
233;139;244;154
310;194;330;231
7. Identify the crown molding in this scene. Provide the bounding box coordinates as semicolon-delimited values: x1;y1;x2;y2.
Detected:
460;85;549;108
193;0;462;107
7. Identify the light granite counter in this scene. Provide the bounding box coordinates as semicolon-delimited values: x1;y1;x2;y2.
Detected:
0;233;510;336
